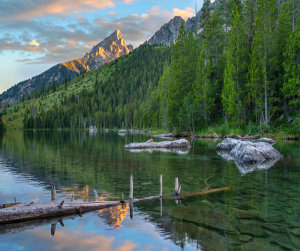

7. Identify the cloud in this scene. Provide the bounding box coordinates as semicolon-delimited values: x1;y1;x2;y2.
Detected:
124;0;137;3
0;4;195;64
28;40;40;47
0;0;117;21
0;37;44;53
173;7;195;20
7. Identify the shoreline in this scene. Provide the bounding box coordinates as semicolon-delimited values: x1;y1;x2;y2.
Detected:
1;128;299;141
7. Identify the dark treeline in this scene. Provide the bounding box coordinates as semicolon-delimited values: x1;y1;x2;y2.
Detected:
24;45;171;129
24;0;299;134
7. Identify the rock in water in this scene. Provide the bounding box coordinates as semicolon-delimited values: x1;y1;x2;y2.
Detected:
124;139;191;150
217;138;282;174
230;141;282;163
216;138;241;151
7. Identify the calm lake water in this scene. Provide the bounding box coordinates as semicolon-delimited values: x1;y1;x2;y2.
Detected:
0;130;299;251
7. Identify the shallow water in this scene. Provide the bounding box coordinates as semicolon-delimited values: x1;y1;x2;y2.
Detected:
0;130;299;251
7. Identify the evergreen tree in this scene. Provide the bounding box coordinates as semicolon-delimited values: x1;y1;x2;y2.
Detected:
168;21;198;130
193;47;213;126
282;16;300;111
248;0;277;126
222;5;247;126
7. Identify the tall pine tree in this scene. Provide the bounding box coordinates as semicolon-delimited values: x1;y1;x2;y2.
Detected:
222;5;247;127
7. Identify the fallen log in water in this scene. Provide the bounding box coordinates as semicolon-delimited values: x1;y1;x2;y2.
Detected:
0;175;231;225
124;139;191;150
0;201;123;224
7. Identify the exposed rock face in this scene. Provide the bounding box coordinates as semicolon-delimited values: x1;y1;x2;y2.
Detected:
146;0;220;46
124;139;191;150
217;138;283;174
146;16;184;46
1;30;131;105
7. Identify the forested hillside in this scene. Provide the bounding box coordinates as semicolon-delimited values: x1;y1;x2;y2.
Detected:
4;0;300;137
23;45;170;129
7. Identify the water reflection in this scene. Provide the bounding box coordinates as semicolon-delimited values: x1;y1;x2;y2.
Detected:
98;204;129;229
217;150;281;174
0;130;300;250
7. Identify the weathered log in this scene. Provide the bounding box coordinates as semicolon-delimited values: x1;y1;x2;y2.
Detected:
124;139;191;150
133;186;232;203
0;201;123;224
0;185;231;225
0;171;231;226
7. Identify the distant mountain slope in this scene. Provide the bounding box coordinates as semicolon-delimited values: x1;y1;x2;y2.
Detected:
1;29;132;106
2;45;170;129
147;16;184;46
146;1;217;45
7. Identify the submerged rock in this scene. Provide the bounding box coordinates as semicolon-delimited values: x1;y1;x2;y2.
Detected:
217;138;282;174
124;139;191;150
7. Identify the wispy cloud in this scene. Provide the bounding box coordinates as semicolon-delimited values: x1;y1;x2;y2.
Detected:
0;0;117;21
0;3;194;64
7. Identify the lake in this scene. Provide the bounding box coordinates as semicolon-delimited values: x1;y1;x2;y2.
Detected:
0;130;299;251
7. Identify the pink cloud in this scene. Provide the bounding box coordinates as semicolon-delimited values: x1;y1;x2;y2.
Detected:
3;0;116;20
172;7;195;20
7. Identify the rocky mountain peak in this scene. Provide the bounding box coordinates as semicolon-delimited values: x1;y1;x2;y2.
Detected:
146;16;184;46
88;29;128;58
1;29;132;105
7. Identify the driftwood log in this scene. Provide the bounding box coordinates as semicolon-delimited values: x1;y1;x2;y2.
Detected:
124;139;191;150
0;175;231;225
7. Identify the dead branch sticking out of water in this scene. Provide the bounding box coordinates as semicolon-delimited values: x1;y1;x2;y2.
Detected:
0;175;231;225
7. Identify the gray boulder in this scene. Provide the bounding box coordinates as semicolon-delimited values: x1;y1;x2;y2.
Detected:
216;138;241;151
217;138;283;173
230;141;282;164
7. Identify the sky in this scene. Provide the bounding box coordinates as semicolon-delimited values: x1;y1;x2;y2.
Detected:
0;0;203;94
